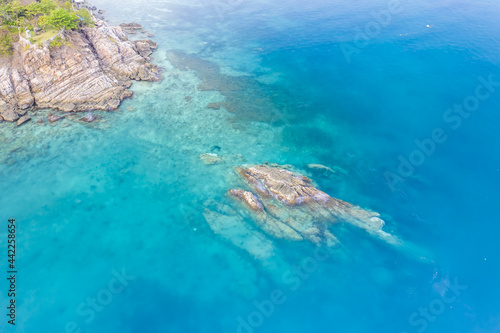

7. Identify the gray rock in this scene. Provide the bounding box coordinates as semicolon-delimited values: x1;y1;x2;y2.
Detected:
1;109;19;122
16;115;31;126
120;22;143;29
119;22;143;34
135;41;153;57
227;165;401;246
79;113;96;122
47;115;63;123
135;39;158;58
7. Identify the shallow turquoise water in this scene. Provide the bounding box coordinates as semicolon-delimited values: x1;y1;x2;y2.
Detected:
1;0;500;332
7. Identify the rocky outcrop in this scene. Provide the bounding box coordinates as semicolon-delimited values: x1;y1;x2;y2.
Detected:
229;189;264;211
0;108;19;122
227;165;399;246
135;39;158;58
119;22;143;34
0;20;160;123
79;112;96;122
16;115;31;126
47;115;63;123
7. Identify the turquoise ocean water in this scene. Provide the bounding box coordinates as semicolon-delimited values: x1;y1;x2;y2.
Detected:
1;0;500;332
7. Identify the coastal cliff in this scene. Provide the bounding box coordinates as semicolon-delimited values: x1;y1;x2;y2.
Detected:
0;20;160;123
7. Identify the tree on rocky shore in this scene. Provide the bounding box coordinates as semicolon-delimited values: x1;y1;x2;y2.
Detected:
0;0;94;55
39;7;77;30
0;0;92;29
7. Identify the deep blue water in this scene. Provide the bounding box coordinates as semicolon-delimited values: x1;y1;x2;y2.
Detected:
1;0;500;332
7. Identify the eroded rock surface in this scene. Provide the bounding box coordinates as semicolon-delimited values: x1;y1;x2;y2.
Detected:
228;165;399;246
0;20;160;123
16;115;30;126
135;39;158;58
119;22;143;34
80;113;96;122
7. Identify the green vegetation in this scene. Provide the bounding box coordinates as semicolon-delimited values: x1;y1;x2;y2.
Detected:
0;27;12;55
41;7;78;30
48;34;65;48
75;7;92;26
0;0;94;55
32;26;57;45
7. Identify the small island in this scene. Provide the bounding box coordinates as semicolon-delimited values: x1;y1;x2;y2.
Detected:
0;0;161;125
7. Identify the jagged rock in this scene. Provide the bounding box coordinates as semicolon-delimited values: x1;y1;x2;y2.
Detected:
227;165;399;246
47;115;63;123
37;118;44;124
200;153;222;165
0;109;19;122
135;39;157;58
135;42;152;57
236;165;328;206
0;20;160;124
16;115;31;126
79;113;96;122
229;189;263;211
119;22;143;34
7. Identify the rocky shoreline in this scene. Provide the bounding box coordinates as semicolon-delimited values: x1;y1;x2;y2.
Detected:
0;17;160;125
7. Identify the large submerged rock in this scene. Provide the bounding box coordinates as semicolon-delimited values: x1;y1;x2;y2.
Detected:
0;20;160;122
119;22;143;34
226;165;399;246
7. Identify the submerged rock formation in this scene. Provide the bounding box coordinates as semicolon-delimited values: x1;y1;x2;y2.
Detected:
0;20;160;123
119;22;143;34
227;164;399;246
